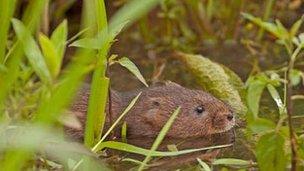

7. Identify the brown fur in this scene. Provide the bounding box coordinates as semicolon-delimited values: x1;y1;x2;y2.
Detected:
67;82;235;141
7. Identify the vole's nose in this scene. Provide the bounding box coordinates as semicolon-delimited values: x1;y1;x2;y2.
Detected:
226;114;234;121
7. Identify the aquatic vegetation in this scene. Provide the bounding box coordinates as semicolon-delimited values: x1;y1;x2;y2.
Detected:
0;0;303;170
244;13;304;171
176;52;247;116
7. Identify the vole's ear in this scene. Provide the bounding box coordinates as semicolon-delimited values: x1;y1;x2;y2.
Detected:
143;105;167;127
142;97;163;125
148;97;163;107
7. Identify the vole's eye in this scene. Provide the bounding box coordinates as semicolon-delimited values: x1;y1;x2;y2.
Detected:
195;106;205;114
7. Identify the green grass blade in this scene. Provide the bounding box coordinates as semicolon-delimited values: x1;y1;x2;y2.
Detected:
206;0;214;20
138;107;181;170
66;27;90;44
0;124;110;170
1;150;32;171
21;0;47;31
197;158;211;171
257;0;276;41
92;92;141;152
0;0;47;104
73;93;141;170
0;0;17;63
12;19;52;84
94;0;107;31
50;19;68;63
35;53;94;123
71;0;162;49
0;1;50;168
39;33;60;78
121;121;127;143
81;0;107;36
94;141;232;157
109;0;161;31
84;76;110;146
34;0;106;126
70;38;105;49
212;158;253;166
82;0;109;148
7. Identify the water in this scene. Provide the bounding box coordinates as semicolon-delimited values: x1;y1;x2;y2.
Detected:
108;32;303;169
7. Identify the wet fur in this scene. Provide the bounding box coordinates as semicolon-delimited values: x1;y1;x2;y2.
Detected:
67;82;235;141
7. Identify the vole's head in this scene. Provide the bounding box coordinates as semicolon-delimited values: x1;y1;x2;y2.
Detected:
139;82;235;138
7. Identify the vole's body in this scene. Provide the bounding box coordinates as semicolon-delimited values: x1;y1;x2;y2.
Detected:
68;82;235;141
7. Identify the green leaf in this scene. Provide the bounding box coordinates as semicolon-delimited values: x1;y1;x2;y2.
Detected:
197;158;211;171
72;0;162;49
70;38;104;49
109;0;161;33
84;77;110;147
0;0;48;106
290;69;302;86
246;75;267;119
292;37;300;46
275;20;289;40
0;0;17;62
0;1;49;167
34;51;95;124
39;34;60;79
290;16;304;38
11;19;52;84
0;124;110;171
121;121;127;143
206;0;214;20
67;27;90;45
267;84;286;115
0;64;8;73
212;158;253;166
242;13;281;38
50;19;68;62
248;118;276;134
118;57;148;87
82;0;162;150
256;132;287;171
292;95;304;100
176;52;247;115
299;33;304;44
70;21;127;49
94;0;107;32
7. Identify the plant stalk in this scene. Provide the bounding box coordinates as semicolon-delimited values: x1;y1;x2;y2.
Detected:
257;0;276;41
41;0;50;35
286;45;301;171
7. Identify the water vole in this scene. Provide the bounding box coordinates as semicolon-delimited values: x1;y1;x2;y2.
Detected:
67;82;235;140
